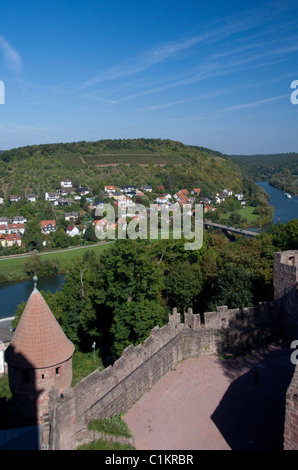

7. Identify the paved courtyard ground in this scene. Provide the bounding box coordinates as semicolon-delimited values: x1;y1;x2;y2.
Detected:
123;344;295;450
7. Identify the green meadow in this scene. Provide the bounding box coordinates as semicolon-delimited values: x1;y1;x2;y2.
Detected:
0;242;112;282
219;205;259;226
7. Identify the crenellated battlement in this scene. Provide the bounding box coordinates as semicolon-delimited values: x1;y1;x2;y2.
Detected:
48;299;281;449
44;250;298;450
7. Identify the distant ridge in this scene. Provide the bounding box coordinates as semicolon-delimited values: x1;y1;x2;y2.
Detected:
0;138;245;199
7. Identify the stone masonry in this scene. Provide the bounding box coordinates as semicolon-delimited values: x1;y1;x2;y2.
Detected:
274;250;298;450
48;299;280;450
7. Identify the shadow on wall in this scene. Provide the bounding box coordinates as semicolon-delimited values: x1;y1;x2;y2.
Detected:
211;346;294;450
0;344;41;450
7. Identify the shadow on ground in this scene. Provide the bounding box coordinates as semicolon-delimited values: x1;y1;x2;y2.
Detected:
211;345;295;450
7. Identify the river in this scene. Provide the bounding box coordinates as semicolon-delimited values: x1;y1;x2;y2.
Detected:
0;181;297;320
0;275;65;320
256;181;298;224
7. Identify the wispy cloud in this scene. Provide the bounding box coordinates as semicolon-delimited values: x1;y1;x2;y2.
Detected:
80;5;273;91
78;0;298;111
0;35;22;73
80;33;214;89
218;94;289;113
0;123;47;133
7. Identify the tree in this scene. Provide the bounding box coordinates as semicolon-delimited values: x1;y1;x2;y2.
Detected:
44;251;105;349
163;260;203;313
51;228;70;249
22;219;43;251
270;219;298;250
84;224;98;242
24;254;42;275
228;212;242;226
207;264;254;311
93;240;167;359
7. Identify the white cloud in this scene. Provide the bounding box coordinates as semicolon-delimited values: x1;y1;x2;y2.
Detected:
0;35;22;72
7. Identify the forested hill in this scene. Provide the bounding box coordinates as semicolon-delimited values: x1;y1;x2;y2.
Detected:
231;153;298;195
0;138;245;198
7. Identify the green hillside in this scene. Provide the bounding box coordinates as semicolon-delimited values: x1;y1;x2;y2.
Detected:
0;138;244;199
231;153;298;195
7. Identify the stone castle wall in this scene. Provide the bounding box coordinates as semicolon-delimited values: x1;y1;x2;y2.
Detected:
284;359;298;450
274;250;298;343
274;250;298;450
48;301;279;450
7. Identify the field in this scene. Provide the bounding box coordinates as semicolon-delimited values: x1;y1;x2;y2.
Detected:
219;205;259;226
81;152;186;166
0;242;112;281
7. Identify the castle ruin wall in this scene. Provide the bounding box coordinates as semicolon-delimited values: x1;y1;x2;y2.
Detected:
274;251;298;343
48;300;279;450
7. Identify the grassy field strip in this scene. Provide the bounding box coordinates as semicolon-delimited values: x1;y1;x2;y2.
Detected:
219;205;259;225
0;229;192;281
0;242;113;279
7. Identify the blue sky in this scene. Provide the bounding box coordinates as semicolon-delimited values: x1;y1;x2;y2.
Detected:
0;0;298;154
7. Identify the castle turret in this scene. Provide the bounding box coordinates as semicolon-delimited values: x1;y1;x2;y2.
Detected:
5;276;75;427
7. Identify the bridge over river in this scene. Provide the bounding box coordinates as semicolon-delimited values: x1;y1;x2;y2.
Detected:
203;220;259;237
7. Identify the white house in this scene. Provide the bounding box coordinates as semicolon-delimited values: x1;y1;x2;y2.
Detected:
64;212;79;222
8;223;25;235
26;194;36;202
76;187;89;196
58;197;74;206
13;216;27;224
45;192;59;202
41;220;56;234
104;186;116;193
60;179;72;188
117;196;135;208
215;195;225;204
66;226;80;237
155;197;169;204
60;188;73;196
0;233;22;247
9;195;22;203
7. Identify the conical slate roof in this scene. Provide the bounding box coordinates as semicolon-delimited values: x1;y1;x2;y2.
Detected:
5;287;74;369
